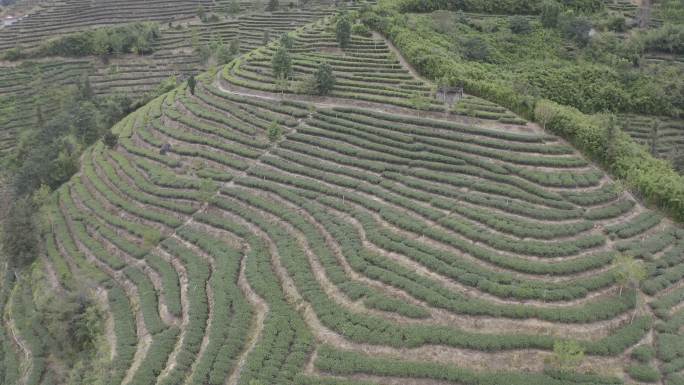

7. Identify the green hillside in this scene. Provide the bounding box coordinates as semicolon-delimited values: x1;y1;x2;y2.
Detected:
1;1;684;385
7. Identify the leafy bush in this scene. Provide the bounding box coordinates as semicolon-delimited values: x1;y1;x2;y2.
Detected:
313;62;336;95
631;345;656;363
34;22;159;57
462;37;491;62
627;364;661;382
510;16;532;34
560;14;593;46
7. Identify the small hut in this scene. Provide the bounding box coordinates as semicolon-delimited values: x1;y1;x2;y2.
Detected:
435;86;463;107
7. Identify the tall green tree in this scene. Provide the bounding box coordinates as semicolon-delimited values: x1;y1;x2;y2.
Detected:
280;33;294;49
229;39;240;56
188;74;197;95
271;46;292;79
268;120;282;142
650;121;660;156
613;254;647;296
78;75;94;100
2;197;39;271
314;62;335;95
336;16;352;48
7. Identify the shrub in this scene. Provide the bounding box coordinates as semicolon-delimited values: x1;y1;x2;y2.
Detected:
279;33;294;49
560;14;593;46
3;46;24;61
510;16;532;34
268;121;282;142
548;341;585;372
352;23;371;36
271;46;292;79
336;15;352;48
313;62;336;95
627;364;661;382
631;345;656;363
103;130;118;149
462;37;491;61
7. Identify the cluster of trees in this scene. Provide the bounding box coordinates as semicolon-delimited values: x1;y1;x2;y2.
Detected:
2;76;134;270
395;0;603;15
194;33;240;65
270;32;337;95
22;22;161;59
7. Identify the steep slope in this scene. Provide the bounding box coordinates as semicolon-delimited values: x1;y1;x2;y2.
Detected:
4;18;684;385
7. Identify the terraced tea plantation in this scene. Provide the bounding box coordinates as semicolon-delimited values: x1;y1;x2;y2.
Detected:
225;20;443;109
620;114;684;168
4;19;684;383
0;2;339;166
3;4;684;385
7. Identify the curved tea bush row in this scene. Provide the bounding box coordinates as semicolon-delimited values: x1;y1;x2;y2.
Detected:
193;212;314;385
216;188;647;350
315;345;623;385
157;238;211;385
247;165;613;277
238;177;616;303
176;227;254;385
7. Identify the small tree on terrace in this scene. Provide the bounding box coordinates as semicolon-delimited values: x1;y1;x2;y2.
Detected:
613;255;647;296
613;254;647;322
410;92;431;114
229;39;240;56
103;130;118;149
271;46;292;79
649;120;660;156
188;74;196;95
268;120;282;142
197;5;207;21
534;101;558;131
313;62;335;95
214;40;232;65
228;0;241;14
280;33;294;49
548;340;585;373
336;15;352;49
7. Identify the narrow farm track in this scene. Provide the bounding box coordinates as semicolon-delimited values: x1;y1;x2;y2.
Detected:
10;11;682;385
